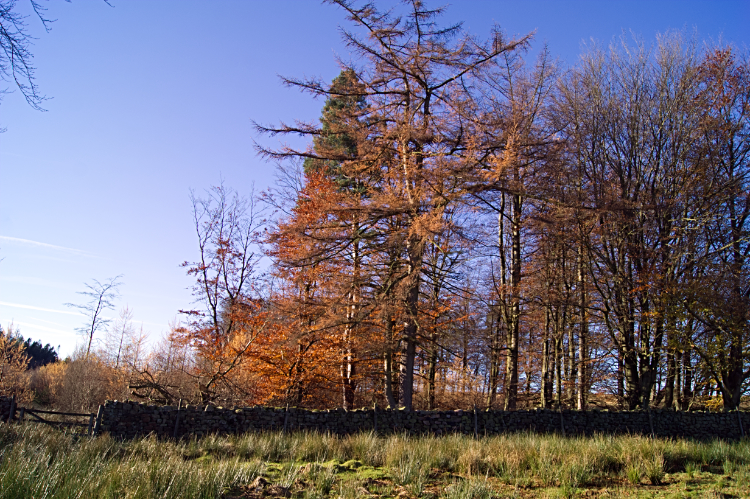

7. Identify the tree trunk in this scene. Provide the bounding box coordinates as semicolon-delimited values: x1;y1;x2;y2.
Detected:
568;319;577;407
541;307;551;409
639;302;664;410
681;349;693;410
399;235;422;411
341;329;356;409
341;235;360;410
382;306;398;409
577;246;587;410
617;348;624;402
622;346;641;410
486;308;502;409
426;331;438;410
504;193;522;411
525;329;533;399
617;261;641;410
554;333;562;408
664;347;676;409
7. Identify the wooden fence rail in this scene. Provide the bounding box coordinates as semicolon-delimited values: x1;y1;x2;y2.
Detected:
4;397;97;436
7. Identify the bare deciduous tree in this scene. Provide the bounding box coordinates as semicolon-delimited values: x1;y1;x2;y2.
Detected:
65;276;122;360
178;184;268;404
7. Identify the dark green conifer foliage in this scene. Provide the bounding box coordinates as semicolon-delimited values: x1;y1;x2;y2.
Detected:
0;325;57;369
22;338;59;369
303;69;367;193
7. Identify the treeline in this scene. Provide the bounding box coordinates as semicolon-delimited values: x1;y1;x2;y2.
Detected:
3;2;747;414
0;325;58;370
0;318;137;411
149;2;749;413
163;2;748;412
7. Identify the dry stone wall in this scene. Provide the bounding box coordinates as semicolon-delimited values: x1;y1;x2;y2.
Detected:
95;399;750;441
1;396;745;440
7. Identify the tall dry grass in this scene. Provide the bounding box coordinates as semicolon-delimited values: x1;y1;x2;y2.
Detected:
2;423;749;498
0;425;262;499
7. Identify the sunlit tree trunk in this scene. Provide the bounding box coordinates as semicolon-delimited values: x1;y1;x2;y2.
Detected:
341;234;360;410
399;231;422;410
504;192;522;410
541;307;551;409
577;246;587;410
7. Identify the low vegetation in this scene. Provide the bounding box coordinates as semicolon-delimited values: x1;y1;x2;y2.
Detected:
1;424;748;498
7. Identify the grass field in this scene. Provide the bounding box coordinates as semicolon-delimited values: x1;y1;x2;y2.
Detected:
1;423;749;498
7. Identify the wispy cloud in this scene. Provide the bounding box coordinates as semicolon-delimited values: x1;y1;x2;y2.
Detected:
0;301;83;316
0;236;93;256
11;320;75;337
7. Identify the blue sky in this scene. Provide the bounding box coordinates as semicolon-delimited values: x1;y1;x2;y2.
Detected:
1;0;748;358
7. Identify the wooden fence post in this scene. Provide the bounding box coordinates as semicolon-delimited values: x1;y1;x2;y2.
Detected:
737;409;745;439
93;405;104;436
283;402;290;433
173;399;182;439
647;409;655;438
6;395;16;424
87;413;95;436
559;407;566;437
473;406;478;439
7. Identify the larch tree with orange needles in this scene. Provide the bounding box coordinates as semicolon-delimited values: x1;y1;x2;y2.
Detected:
264;170;359;407
257;0;531;410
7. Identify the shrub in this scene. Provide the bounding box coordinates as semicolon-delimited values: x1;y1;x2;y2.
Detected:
54;356;127;413
0;327;31;403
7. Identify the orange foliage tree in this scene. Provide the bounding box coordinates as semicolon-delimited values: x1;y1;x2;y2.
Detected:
257;1;530;410
177;184;269;404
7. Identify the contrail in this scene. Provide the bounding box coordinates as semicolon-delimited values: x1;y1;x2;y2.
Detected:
11;321;75;336
0;301;83;316
0;236;92;256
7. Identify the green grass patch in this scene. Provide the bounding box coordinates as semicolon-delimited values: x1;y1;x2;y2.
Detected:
1;423;749;498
